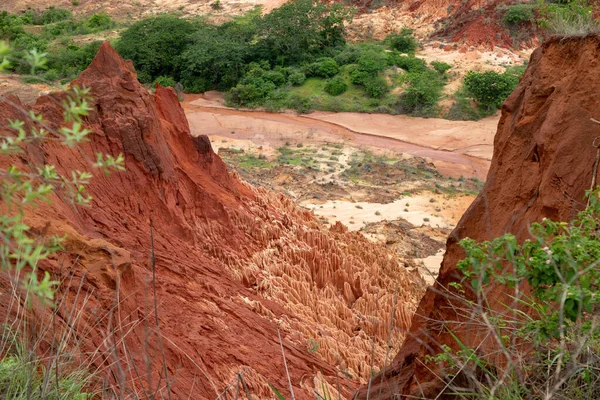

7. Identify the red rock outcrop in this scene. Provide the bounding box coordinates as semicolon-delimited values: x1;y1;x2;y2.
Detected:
0;42;426;399
349;0;540;48
355;34;600;399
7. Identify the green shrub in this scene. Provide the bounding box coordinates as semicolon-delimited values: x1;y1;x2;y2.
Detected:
463;70;520;109
287;70;306;86
0;11;27;40
384;28;418;53
179;18;257;92
286;93;312;113
11;32;49;51
356;47;388;74
263;70;286;86
227;78;276;107
394;55;427;73
116;15;195;83
324;75;347;96
87;11;115;30
155;75;177;87
333;44;361;65
45;40;102;79
503;4;535;25
445;87;485;121
362;75;388;98
349;66;370;85
431;188;600;398
538;0;597;35
431;61;451;75
256;0;352;65
401;69;443;114
181;76;210;93
43;68;60;81
33;6;72;25
308;57;340;78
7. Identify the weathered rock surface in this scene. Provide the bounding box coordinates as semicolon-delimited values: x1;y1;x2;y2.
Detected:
0;42;426;399
355;34;600;399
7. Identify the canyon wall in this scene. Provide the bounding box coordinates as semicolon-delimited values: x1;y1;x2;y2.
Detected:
356;34;600;399
0;42;425;399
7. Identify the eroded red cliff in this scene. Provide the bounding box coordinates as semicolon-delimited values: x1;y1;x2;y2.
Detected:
0;42;426;399
356;34;600;399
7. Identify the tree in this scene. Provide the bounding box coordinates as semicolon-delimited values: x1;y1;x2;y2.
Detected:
179;19;257;92
115;15;195;83
257;0;353;65
384;29;418;53
324;75;347;96
463;70;519;110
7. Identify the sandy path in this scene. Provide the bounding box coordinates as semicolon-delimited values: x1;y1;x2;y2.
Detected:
310;112;497;159
184;101;497;180
301;193;470;232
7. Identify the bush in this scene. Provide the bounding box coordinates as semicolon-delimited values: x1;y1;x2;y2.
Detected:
503;4;535;25
0;11;27;40
31;6;72;25
11;32;49;52
445;87;485;121
286;93;312;113
430;188;600;398
43;68;60;81
349;67;370;85
431;61;451;75
155;75;177;87
86;11;115;31
42;19;86;38
227;78;276;107
181;76;210;93
287;70;306;86
463;70;520;109
384;28;418;53
362;75;388;98
179;18;257;92
324;75;347;96
308;57;340;78
333;44;361;65
256;0;352;64
401;70;443;113
45;40;102;79
394;55;427;73
538;0;598;35
356;46;388;74
116;15;195;83
263;70;286;87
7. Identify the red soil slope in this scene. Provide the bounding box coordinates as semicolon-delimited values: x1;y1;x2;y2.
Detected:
0;42;425;399
356;34;600;399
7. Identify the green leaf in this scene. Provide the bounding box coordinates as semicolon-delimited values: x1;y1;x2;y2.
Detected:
268;383;287;400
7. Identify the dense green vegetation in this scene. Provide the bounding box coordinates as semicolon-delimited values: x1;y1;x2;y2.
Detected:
109;1;457;116
0;7;116;81
502;4;536;25
0;2;528;119
463;69;520;110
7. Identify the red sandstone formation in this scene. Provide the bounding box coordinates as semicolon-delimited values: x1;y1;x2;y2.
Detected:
355;35;600;399
0;42;426;399
394;0;539;48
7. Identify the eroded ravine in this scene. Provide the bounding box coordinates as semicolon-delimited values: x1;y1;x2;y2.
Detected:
183;100;497;180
